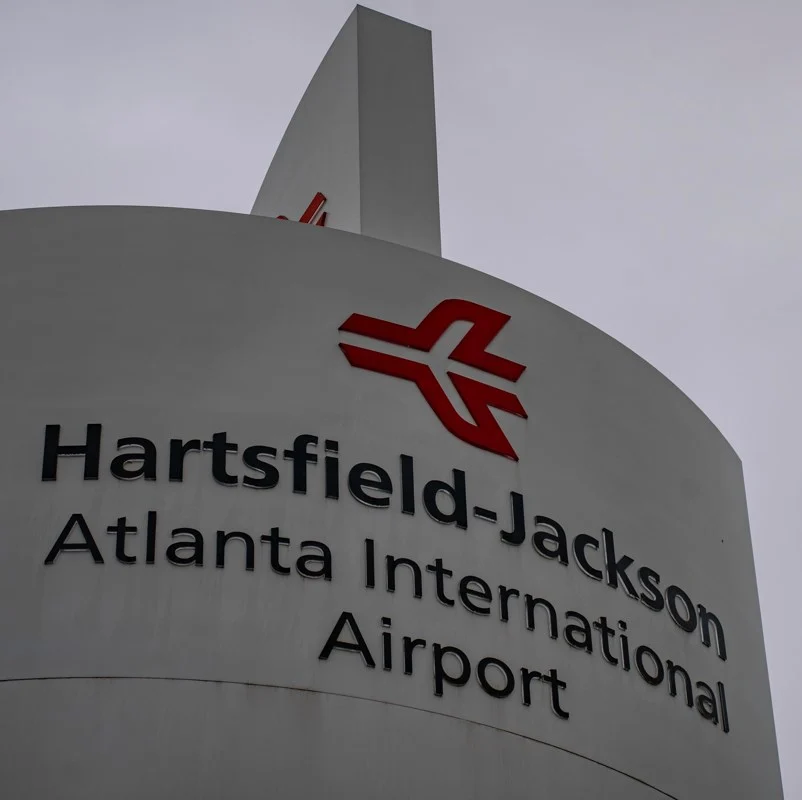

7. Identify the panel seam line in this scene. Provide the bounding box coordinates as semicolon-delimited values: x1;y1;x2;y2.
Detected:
1;674;678;798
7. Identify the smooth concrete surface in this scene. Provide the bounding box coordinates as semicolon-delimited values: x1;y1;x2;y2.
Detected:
0;206;783;798
251;6;441;256
2;679;672;799
250;6;360;234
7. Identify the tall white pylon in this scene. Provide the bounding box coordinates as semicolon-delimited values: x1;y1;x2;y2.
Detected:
251;6;441;256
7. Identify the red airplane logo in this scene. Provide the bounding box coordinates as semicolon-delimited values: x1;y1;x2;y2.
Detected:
339;299;527;459
277;192;327;226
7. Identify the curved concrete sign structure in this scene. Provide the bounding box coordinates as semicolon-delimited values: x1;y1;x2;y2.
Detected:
0;7;782;800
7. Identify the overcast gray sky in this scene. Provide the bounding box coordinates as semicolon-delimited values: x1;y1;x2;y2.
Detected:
2;0;800;794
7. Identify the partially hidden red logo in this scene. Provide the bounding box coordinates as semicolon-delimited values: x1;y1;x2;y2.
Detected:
277;192;328;226
339;299;527;460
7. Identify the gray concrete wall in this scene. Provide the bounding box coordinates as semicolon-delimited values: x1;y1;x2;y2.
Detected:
0;206;783;799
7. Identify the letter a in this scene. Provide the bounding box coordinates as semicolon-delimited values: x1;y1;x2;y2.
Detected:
44;513;104;564
318;611;376;668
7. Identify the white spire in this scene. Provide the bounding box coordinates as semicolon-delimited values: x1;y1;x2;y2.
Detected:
251;6;441;256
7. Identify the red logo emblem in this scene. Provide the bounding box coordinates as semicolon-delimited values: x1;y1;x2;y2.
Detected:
339;299;527;459
277;192;328;226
